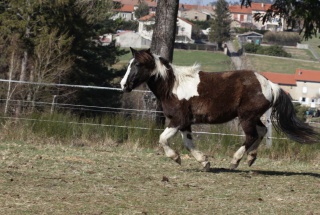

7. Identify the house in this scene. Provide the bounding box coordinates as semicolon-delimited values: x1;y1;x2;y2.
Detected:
112;4;135;21
229;3;284;31
115;31;151;48
112;0;157;21
237;31;263;44
178;4;215;21
137;14;194;44
261;69;320;108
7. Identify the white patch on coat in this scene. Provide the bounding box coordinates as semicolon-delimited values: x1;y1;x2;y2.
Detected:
172;64;201;100
255;72;281;104
120;58;134;90
152;54;201;100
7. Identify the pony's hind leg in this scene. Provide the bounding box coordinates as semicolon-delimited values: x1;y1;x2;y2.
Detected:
180;127;210;171
246;120;267;167
159;127;181;164
230;119;259;169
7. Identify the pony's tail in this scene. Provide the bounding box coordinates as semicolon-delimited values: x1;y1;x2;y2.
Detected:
271;88;319;144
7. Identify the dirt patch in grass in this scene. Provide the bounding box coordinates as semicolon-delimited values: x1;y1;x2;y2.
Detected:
1;141;319;215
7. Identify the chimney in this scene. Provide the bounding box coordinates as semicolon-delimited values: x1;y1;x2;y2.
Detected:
261;3;264;8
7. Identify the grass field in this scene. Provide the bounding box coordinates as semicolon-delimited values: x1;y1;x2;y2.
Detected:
246;54;320;73
113;49;233;72
284;47;316;61
302;37;320;57
1;140;319;215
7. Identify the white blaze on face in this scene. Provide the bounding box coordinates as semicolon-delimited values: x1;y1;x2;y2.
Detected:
120;59;134;90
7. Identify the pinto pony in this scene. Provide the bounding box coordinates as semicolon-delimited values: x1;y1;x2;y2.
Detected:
120;48;319;170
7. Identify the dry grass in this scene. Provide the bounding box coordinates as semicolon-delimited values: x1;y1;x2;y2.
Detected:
1;139;320;215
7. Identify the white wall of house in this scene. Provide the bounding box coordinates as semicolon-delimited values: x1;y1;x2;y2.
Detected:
176;18;192;40
115;31;151;48
138;20;154;40
112;12;134;21
294;81;320;107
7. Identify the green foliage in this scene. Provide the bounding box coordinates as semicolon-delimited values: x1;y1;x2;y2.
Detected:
116;20;139;31
134;1;149;19
241;0;320;40
233;27;268;35
244;43;292;57
263;31;302;46
209;0;231;49
0;0;128;115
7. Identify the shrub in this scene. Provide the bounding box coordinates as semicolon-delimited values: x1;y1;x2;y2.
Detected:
243;43;292;57
243;43;261;53
263;31;301;46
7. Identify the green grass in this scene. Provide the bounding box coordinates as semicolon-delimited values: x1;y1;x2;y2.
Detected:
302;36;320;57
113;49;232;72
246;54;320;73
0;141;319;215
284;47;316;61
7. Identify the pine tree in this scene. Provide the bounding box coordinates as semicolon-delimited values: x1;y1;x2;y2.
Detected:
0;0;127;116
209;0;231;50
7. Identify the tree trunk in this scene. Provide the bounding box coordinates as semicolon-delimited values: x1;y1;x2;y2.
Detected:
150;0;179;61
146;0;179;127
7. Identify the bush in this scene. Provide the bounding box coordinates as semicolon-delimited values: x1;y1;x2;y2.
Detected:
258;45;292;57
263;31;301;46
243;43;261;53
243;43;292;57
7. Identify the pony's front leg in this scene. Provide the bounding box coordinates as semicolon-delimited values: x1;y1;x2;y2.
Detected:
159;127;181;164
180;129;210;171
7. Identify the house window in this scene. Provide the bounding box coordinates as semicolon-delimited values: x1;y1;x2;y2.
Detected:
194;16;198;20
302;86;307;94
301;97;306;102
240;14;244;21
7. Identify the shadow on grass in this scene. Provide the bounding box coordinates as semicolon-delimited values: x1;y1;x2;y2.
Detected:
185;167;320;178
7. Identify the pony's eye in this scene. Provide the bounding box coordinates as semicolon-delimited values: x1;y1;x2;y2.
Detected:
135;63;140;67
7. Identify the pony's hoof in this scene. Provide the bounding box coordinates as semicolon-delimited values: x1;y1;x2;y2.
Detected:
229;163;239;170
247;157;257;167
173;156;181;165
202;161;211;172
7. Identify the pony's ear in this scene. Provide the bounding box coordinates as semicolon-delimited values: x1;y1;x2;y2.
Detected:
159;57;170;68
130;47;137;56
146;48;152;55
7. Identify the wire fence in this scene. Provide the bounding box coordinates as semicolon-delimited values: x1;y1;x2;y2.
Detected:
0;78;295;140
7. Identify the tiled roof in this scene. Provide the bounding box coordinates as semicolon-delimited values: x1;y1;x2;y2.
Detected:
261;72;296;85
114;4;134;12
113;0;157;7
139;13;155;21
229;2;271;14
295;68;320;82
179;4;214;12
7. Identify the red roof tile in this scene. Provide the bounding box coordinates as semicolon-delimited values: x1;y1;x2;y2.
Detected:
114;4;134;12
114;0;157;7
229;2;271;14
295;68;320;82
139;13;155;21
261;72;296;85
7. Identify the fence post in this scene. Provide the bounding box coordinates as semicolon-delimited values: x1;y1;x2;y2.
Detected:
51;95;57;114
266;108;272;148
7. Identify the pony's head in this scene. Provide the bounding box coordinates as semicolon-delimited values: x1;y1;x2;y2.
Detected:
120;48;170;92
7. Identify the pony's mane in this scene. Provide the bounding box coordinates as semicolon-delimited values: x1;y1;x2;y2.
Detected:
152;54;201;80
